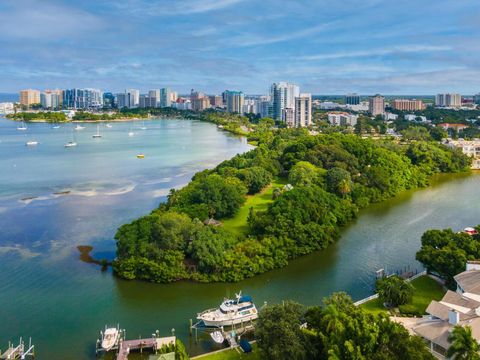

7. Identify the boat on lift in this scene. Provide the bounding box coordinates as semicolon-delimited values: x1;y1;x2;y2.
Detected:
197;292;259;327
100;325;120;351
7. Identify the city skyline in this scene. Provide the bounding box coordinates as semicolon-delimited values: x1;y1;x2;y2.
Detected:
0;0;479;94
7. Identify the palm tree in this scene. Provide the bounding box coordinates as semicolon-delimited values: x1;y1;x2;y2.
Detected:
447;325;480;360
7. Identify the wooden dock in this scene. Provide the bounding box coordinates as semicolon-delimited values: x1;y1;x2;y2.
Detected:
116;336;175;360
0;338;34;359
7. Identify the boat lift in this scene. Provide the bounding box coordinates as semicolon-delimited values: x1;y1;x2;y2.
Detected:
0;338;35;359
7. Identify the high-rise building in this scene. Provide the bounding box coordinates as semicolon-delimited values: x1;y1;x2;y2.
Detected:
190;90;210;111
345;93;360;105
225;90;245;114
294;93;312;127
40;92;60;109
160;88;172;107
116;89;140;109
368;94;385;116
271;82;300;122
283;108;295;127
103;92;115;109
63;88;103;109
148;89;160;107
436;93;462;107
170;91;178;103
19;89;40;107
474;93;480;105
257;95;272;118
209;95;223;108
139;94;157;108
391;99;425;111
328;112;358;126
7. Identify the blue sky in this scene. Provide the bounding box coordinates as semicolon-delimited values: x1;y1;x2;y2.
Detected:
0;0;479;94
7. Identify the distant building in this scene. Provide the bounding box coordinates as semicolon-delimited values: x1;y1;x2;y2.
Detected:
271;82;299;122
0;102;14;114
474;93;480;105
160;88;172;107
149;89;160;107
282;108;295;127
345;93;360;105
40;92;60;109
173;98;191;110
103;92;115;109
328;112;358;127
437;123;468;131
257;95;272;118
209;95;223;108
318;101;342;110
116;89;139;109
243;98;256;114
63;88;103;109
435;93;461;107
190;90;210;112
139;94;157;108
404;114;428;122
170;91;178;103
225;90;245;114
391;99;425;111
368;94;385;116
19;89;40;107
294;93;312;127
445;139;480;169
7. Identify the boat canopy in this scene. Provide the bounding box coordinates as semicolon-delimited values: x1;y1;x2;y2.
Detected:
239;295;252;303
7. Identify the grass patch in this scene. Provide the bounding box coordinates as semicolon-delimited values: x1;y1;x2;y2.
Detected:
361;275;446;316
222;177;288;236
196;343;261;360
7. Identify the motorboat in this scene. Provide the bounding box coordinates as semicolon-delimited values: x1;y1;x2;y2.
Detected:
140;121;147;130
128;131;134;137
65;141;77;148
75;125;85;130
17;121;27;131
136;154;145;159
105;124;112;128
92;124;102;138
25;141;38;146
197;292;259;327
100;326;119;351
210;331;225;344
52;124;60;129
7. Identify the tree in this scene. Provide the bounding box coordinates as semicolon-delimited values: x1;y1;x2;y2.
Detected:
326;167;353;196
237;166;272;194
447;325;480;360
256;301;306;360
376;275;414;306
288;161;324;187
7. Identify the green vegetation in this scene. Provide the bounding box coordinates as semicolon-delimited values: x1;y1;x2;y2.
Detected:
416;225;480;288
113;128;471;283
447;325;480;360
72;111;147;120
7;111;67;122
362;275;445;316
256;293;435;360
376;275;414;307
197;343;260;360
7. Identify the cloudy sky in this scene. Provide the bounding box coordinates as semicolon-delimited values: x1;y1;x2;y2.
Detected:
1;0;479;94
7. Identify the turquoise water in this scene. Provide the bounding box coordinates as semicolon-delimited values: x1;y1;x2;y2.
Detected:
0;117;479;359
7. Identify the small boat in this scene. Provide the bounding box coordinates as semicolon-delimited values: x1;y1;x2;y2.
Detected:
140;121;147;130
17;121;27;131
101;326;119;351
26;141;38;146
197;292;259;327
210;331;225;344
92;124;102;138
106;123;112;128
65;141;77;148
52;125;60;129
137;154;145;159
128;131;134;137
75;125;85;130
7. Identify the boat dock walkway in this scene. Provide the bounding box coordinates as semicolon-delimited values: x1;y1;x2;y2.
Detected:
0;338;34;359
116;336;175;360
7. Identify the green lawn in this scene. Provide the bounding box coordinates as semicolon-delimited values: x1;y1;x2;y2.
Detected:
361;275;446;316
222;178;288;236
195;343;261;360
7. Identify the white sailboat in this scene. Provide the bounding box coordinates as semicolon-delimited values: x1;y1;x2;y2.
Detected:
25;140;38;146
17;121;27;131
197;292;259;327
92;124;102;138
65;128;78;148
140;121;147;130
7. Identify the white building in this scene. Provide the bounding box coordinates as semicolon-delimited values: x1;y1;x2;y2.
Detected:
282;108;295;127
328;112;358;127
271;82;299;122
436;93;461;107
405;114;428;122
294;93;312;127
0;102;14;114
160;88;172;107
445;139;480;169
116;89;140;109
40;92;60;109
369;94;385;116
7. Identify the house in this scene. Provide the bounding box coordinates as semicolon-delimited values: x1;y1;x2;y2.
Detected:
437;123;469;131
409;264;480;358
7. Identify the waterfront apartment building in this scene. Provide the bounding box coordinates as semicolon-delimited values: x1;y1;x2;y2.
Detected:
225;90;245;114
435;93;461;107
40;92;60;109
63;88;103;109
328;112;358;127
116;89;140;109
139;94;157;108
271;82;300;122
445;139;480;169
19;89;40;106
345;93;360;105
294;93;312;127
209;95;223;108
391;99;425;111
160;88;172;107
368;94;385;116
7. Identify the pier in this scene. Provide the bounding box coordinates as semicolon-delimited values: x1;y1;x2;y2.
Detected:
116;336;175;360
0;338;35;359
191;320;256;348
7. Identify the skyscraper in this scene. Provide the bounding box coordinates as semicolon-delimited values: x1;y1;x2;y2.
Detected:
271;82;300;122
116;89;140;109
19;89;40;107
62;88;103;109
40;92;60;109
345;93;360;105
294;93;312;127
160;88;172;107
368;94;385;116
225;90;245;114
149;89;160;107
435;93;461;107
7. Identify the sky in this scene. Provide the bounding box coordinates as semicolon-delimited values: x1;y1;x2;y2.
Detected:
0;0;479;95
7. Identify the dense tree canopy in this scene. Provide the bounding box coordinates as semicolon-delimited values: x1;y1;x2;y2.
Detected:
376;275;414;306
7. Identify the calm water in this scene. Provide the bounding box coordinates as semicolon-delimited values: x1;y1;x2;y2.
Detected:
0;117;479;359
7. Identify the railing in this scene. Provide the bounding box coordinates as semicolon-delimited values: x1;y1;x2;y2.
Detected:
353;270;427;307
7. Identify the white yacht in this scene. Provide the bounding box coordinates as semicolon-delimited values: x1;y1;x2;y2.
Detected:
128;131;134;137
25;140;38;146
105;123;112;128
197;292;258;327
75;125;85;130
65;141;77;148
101;326;119;351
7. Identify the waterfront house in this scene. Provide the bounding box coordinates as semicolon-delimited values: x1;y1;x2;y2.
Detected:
444;139;480;169
409;263;480;358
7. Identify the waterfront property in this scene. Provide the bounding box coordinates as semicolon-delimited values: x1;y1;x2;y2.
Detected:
444;139;480;169
403;262;480;358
